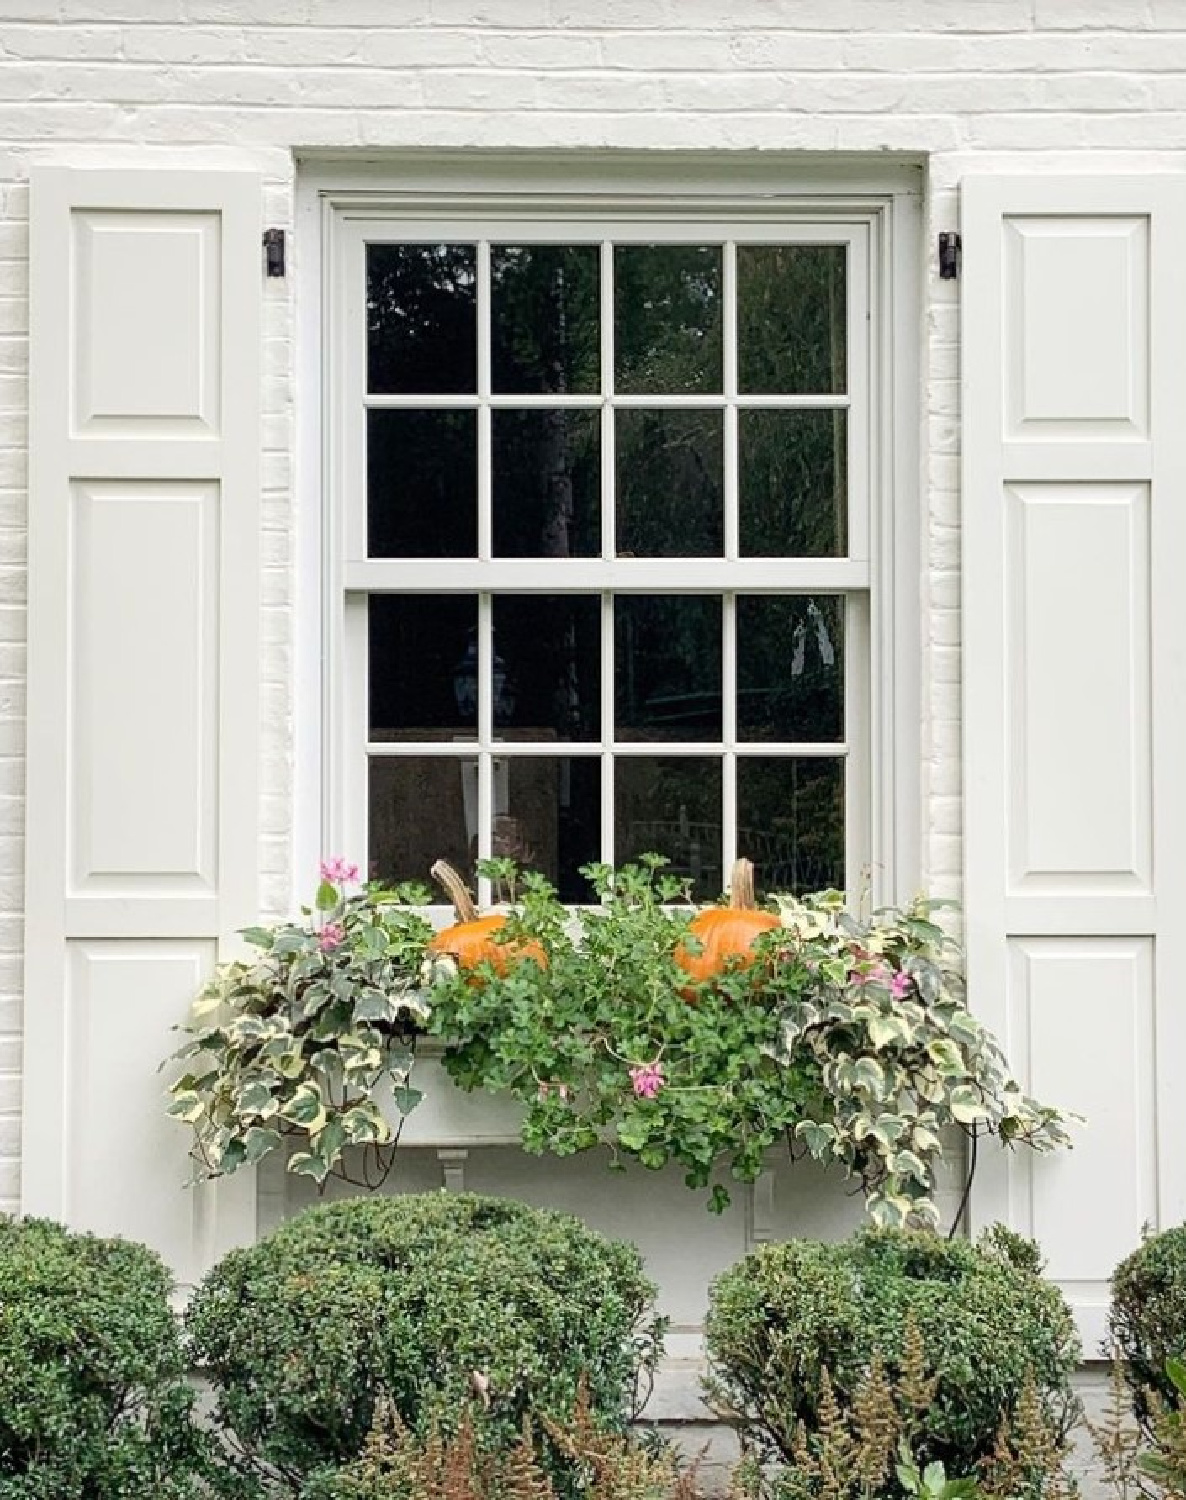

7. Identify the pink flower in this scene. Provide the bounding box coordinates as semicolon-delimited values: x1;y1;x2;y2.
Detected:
849;961;892;988
629;1062;665;1100
890;970;913;1000
320;857;360;886
318;922;345;952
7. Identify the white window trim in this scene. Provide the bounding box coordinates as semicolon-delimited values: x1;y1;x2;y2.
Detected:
294;153;922;914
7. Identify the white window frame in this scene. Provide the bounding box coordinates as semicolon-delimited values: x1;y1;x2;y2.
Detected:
295;155;922;914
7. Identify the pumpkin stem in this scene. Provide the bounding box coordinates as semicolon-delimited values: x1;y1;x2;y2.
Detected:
728;858;758;910
430;859;479;923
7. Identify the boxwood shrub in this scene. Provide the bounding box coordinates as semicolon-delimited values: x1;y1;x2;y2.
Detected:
0;1215;208;1500
185;1192;664;1494
1110;1225;1186;1426
704;1225;1079;1478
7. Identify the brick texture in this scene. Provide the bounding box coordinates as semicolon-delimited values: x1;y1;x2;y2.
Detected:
0;0;1174;1212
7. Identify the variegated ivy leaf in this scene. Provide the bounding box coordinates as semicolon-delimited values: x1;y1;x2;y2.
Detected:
279;1082;327;1134
241;1126;281;1166
341;1100;392;1145
287;1150;332;1184
868;1194;913;1229
795;1120;838;1157
851;1057;888;1097
270;1049;305;1080
867;1013;910;1050
391;1084;424;1115
948;1083;991;1124
353;989;395;1023
890;1149;929;1183
234;1079;278;1119
926;1037;966;1076
167;1091;205;1124
192;988;226;1019
911;1124;944;1154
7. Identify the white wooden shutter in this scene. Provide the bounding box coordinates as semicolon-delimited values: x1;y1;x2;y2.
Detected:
22;167;262;1282
963;176;1186;1350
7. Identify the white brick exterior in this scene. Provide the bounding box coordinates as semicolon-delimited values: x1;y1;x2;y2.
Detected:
0;0;1176;1215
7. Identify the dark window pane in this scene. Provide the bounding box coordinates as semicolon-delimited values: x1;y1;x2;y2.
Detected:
616;595;721;742
616;409;723;557
615;757;722;901
615;245;722;394
492;595;601;741
738;244;846;395
737;596;844;742
499;757;601;901
367;243;477;395
737;757;845;896
493;409;600;558
369;755;474;887
739;409;846;558
369;595;478;734
368;409;477;558
491;245;600;395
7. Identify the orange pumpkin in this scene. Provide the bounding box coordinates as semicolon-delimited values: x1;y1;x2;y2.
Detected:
674;858;780;997
427;859;547;977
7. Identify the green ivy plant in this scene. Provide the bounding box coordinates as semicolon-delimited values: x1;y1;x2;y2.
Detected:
768;888;1077;1227
428;858;1076;1226
165;860;434;1188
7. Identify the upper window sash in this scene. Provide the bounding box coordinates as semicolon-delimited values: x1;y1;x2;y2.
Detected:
333;213;871;577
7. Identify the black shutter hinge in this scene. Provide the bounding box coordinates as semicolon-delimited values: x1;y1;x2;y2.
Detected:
263;228;286;278
938;232;961;281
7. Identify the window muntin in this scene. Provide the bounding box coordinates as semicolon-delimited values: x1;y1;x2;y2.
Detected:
335;213;872;907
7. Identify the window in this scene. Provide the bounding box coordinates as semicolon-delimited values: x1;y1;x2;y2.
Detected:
322;177;907;909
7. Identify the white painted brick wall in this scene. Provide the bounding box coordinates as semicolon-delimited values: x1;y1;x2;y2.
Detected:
0;0;1176;1214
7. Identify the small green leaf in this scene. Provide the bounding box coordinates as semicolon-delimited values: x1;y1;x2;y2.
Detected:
239;926;275;949
391;1084;424;1115
315;879;340;911
242;1126;281;1166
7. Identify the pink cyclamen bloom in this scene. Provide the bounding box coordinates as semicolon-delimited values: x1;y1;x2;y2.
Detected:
890;970;913;1000
318;922;346;952
320;856;360;886
850;961;892;988
629;1063;665;1100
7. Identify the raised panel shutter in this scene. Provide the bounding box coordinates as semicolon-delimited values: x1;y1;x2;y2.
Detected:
22;167;262;1282
962;175;1186;1349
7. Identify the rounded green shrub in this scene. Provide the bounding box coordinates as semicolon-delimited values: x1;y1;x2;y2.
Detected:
185;1192;664;1494
704;1225;1079;1477
1110;1226;1186;1426
0;1215;207;1500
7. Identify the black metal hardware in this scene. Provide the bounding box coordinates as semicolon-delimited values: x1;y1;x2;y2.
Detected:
263;228;286;278
938;231;961;281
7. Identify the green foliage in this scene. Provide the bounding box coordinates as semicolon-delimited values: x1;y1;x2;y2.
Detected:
894;1442;980;1500
184;1193;665;1497
1137;1359;1186;1493
428;858;1075;1228
1110;1226;1186;1429
165;864;434;1188
0;1216;216;1500
704;1226;1080;1483
769;891;1075;1229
